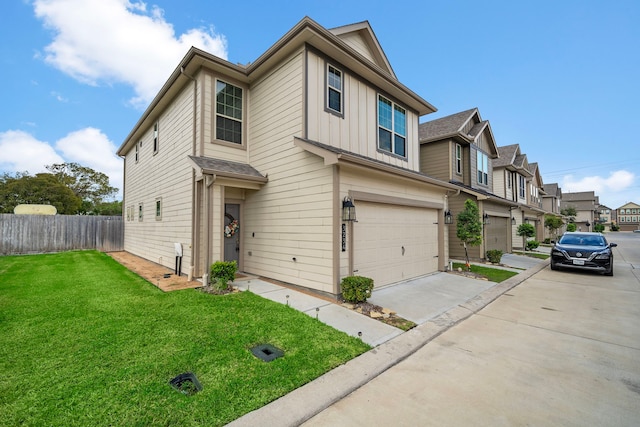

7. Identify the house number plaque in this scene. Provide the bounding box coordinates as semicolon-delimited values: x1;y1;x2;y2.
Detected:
341;223;346;252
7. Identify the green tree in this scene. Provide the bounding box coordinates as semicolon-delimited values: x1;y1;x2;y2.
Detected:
566;223;577;232
456;199;483;270
46;163;118;212
0;173;82;214
544;214;564;242
560;206;577;223
517;223;536;251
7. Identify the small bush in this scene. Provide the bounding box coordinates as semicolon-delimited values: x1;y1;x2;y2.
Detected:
485;249;503;264
210;261;237;290
566;223;577;232
526;240;540;251
543;238;551;244
341;276;374;303
594;223;605;232
611;223;619;231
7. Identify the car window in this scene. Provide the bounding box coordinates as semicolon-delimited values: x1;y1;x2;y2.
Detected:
559;235;580;245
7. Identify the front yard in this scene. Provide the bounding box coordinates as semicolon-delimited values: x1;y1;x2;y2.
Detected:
0;251;369;426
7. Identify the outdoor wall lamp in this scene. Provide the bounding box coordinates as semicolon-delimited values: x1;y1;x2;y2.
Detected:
511;216;517;225
444;209;453;225
342;196;356;222
483;212;490;225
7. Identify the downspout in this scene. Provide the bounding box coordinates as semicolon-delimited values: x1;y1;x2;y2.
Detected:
181;66;198;280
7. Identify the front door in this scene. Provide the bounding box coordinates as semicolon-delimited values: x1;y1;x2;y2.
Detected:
224;204;240;265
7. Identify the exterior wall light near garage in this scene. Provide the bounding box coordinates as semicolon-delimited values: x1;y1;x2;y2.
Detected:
483;212;490;225
444;209;453;225
511;217;517;225
342;197;357;222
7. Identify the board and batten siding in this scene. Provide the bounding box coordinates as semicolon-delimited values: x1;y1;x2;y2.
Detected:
306;51;421;172
419;141;451;181
240;49;336;293
123;81;195;273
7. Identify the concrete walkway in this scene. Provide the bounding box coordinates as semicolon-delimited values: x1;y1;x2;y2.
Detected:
228;255;549;427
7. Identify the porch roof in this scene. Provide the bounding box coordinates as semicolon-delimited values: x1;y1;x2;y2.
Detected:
188;156;268;183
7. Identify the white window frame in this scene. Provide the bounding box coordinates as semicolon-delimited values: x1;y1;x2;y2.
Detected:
153;122;159;154
326;64;343;115
215;79;243;145
455;143;462;175
377;95;407;158
519;175;526;198
155;197;162;221
477;151;488;185
138;203;143;222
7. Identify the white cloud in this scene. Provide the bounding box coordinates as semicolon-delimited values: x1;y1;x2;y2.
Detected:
0;128;123;198
34;0;228;108
0;130;64;173
562;170;635;194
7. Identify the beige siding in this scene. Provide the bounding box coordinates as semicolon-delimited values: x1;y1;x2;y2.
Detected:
237;50;335;293
306;52;421;172
493;169;507;198
338;32;376;64
419;141;451;180
123;82;195;273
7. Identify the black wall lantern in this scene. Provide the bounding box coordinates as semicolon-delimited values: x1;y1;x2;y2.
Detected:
511;216;517;225
444;209;453;224
483;212;490;225
342;197;356;222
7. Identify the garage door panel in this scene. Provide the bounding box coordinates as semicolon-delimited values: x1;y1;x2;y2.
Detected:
353;202;438;287
486;216;508;253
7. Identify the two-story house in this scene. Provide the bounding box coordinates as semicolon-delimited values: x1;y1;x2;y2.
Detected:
542;182;565;239
116;17;459;297
526;162;547;240
418;108;518;260
616;202;640;231
561;191;597;231
492;144;542;249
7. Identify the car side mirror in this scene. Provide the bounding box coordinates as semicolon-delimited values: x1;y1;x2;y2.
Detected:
610;243;617;248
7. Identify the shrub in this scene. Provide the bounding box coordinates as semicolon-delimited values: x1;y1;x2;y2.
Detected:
566;223;577;232
210;261;238;290
594;223;605;232
611;223;619;231
341;276;374;303
485;249;503;264
526;240;540;251
543;238;551;244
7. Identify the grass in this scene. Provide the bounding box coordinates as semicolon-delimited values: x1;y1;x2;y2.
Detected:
0;251;370;426
452;262;519;282
512;251;550;260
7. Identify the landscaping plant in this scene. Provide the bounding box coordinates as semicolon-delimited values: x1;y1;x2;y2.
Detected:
456;199;483;270
341;276;374;303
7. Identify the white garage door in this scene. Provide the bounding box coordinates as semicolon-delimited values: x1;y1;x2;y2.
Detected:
353;202;438;288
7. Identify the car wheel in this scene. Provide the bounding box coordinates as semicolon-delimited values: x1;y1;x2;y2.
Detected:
605;267;613;276
550;261;557;271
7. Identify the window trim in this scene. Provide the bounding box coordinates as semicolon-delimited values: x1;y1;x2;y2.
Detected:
155;197;162;221
214;78;244;146
138;203;143;222
455;143;462;175
325;63;344;117
377;94;407;159
476;151;489;185
153;122;159;155
519;175;526;198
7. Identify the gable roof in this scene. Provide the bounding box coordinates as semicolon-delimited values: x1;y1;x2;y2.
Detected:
188;156;268;183
542;183;562;198
418;108;498;156
493;144;533;177
329;21;395;78
616;201;640;210
117;17;435;156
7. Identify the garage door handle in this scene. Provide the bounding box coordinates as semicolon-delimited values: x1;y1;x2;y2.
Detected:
401;246;405;256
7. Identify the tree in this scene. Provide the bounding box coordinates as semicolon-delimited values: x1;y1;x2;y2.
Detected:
544;214;563;242
456;199;483;270
0;173;82;214
46;163;117;211
517;223;536;251
560;206;577;223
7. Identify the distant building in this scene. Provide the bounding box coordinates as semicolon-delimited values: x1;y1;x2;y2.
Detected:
561;191;597;232
616;202;640;231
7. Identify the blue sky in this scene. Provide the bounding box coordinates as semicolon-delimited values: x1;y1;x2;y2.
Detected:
1;0;639;209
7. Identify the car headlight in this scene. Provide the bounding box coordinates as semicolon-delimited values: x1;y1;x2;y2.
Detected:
594;251;611;260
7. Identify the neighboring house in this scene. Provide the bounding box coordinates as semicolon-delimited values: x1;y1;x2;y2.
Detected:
596;204;613;231
542;182;565;239
419;108;518;260
116;17;459;297
616;202;640;231
561;191;597;231
492;144;542;248
526;162;547;241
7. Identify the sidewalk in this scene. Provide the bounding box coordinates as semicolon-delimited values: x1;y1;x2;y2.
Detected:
228;255;549;427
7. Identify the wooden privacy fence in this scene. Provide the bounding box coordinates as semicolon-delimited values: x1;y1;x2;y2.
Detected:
0;214;123;255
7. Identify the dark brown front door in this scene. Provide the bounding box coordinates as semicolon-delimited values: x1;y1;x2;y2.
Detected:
224;204;240;265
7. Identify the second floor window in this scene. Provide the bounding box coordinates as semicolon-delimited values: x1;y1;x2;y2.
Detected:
378;95;406;157
455;144;462;175
153;122;159;154
327;64;342;114
216;80;243;144
477;151;488;185
519;175;526;198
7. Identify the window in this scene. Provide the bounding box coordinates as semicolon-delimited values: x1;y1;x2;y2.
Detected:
216;80;243;144
153;123;159;154
378;95;406;157
507;171;512;189
477;151;488;185
327;64;343;114
155;198;162;221
455;144;462;175
519;175;526;198
138;203;143;222
135;141;140;163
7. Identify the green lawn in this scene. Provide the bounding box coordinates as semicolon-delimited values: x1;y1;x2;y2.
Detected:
452;262;519;282
0;251;370;426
